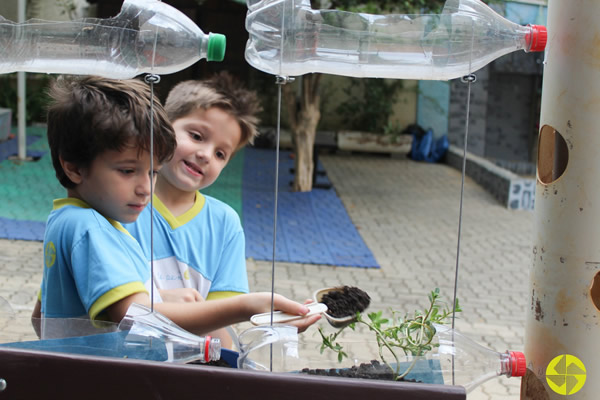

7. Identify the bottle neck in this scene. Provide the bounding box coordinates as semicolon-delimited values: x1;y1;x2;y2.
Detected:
199;37;209;59
499;352;513;377
500;351;526;377
204;336;221;362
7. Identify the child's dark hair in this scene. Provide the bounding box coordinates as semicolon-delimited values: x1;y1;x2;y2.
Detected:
47;75;176;189
165;72;262;150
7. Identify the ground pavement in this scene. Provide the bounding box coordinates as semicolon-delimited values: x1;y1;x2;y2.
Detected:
0;151;533;399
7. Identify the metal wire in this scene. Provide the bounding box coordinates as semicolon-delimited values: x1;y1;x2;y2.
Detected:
144;25;160;312
270;80;284;326
144;74;160;312
268;0;290;371
451;22;477;386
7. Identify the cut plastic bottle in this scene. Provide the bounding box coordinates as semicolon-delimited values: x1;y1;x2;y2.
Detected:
119;303;221;364
245;0;547;80
431;324;526;392
0;0;226;79
238;323;525;392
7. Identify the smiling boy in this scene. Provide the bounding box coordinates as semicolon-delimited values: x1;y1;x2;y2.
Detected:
125;73;263;346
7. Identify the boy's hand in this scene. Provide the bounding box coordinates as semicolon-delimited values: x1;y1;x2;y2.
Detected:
159;288;204;303
245;292;321;333
284;313;322;333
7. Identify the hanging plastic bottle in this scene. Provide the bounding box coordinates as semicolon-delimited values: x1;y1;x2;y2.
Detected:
245;0;547;80
0;0;226;79
119;303;221;364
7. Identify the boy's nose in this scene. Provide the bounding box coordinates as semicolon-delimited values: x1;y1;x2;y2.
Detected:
195;146;212;163
135;174;153;197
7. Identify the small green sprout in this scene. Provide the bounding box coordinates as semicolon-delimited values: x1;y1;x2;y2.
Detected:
318;288;461;380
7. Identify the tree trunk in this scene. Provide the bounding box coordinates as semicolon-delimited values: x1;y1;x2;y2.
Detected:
283;73;322;192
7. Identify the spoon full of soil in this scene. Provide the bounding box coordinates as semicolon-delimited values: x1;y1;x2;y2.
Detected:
313;286;371;328
250;286;370;328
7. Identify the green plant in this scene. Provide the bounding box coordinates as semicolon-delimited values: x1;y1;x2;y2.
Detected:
336;78;405;133
318;288;461;381
0;74;51;125
383;121;406;143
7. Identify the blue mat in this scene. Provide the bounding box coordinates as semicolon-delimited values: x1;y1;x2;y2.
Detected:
0;217;46;241
0;134;43;161
242;148;378;268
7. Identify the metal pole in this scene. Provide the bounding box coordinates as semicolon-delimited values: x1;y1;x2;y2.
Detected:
17;0;26;160
522;0;599;398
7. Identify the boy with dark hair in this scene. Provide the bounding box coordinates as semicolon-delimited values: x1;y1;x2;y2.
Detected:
125;72;268;347
35;75;318;338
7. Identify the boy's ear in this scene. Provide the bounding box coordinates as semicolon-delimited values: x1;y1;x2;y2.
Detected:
59;157;84;185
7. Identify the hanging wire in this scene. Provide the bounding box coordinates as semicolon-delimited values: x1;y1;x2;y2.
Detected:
144;24;161;313
267;75;295;372
270;78;284;326
268;1;291;372
144;74;160;313
451;21;477;386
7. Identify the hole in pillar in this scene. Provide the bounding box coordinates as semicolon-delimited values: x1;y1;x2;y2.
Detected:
590;272;600;311
537;125;568;184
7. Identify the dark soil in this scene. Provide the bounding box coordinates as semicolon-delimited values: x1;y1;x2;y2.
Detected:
300;360;417;382
188;358;233;368
321;286;371;318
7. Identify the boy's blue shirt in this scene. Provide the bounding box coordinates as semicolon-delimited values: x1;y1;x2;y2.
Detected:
125;192;249;299
41;198;151;320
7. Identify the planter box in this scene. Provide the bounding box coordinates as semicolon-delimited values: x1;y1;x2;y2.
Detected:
0;347;466;399
338;131;412;154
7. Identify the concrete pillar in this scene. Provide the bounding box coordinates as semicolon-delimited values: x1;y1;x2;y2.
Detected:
522;0;600;398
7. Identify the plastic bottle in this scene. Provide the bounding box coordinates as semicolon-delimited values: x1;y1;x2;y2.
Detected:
245;0;547;80
237;324;300;371
0;0;226;79
237;323;525;392
431;324;526;392
119;303;221;364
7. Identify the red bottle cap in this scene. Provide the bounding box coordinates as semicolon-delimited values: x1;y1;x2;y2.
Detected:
509;351;527;377
205;335;212;363
527;25;547;52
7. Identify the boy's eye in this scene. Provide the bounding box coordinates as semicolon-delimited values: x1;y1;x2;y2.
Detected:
216;151;227;160
119;169;134;175
190;131;203;141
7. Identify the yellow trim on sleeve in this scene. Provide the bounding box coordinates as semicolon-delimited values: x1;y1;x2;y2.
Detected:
89;282;148;321
37;288;42;301
206;291;244;301
153;192;206;229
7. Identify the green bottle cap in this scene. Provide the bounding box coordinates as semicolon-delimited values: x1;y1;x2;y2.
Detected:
207;33;226;62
